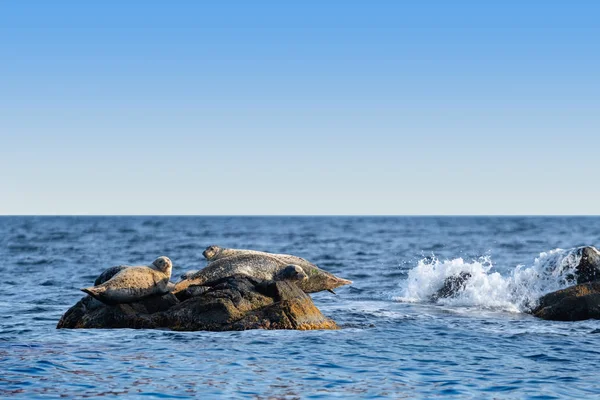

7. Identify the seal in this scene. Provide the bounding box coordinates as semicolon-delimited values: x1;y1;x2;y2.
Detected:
175;253;351;294
203;245;312;268
275;265;309;282
94;265;128;286
81;256;173;305
180;270;199;280
180;266;309;300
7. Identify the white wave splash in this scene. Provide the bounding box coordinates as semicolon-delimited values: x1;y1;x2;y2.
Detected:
394;248;584;312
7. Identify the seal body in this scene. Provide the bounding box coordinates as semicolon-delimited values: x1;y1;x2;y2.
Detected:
176;252;351;294
203;245;312;268
82;256;173;305
180;265;307;282
94;265;128;286
180;270;199;280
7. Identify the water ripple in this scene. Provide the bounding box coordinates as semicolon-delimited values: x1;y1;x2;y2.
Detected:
1;217;600;398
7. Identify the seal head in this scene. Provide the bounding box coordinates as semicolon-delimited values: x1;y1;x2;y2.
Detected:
275;265;309;282
202;245;222;261
152;256;173;275
180;270;199;280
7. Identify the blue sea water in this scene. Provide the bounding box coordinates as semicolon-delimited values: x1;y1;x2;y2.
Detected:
1;216;600;399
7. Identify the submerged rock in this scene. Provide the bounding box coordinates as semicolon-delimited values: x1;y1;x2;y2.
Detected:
57;275;337;331
431;272;472;302
532;282;600;321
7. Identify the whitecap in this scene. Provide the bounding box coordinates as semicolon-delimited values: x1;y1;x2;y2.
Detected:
394;247;585;313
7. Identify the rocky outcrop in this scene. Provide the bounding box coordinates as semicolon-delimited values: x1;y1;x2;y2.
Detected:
57;275;338;331
575;246;600;284
531;246;600;321
532;282;600;321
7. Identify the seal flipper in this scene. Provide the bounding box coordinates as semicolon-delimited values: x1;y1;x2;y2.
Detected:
81;286;106;301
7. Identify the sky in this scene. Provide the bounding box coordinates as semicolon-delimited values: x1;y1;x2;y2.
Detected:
1;1;598;215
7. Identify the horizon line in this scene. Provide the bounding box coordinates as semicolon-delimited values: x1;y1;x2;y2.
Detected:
1;214;600;218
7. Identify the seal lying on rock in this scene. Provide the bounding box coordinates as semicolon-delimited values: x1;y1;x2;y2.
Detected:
179;265;309;300
94;265;129;285
175;253;351;294
179;245;329;281
181;263;309;282
276;265;308;282
81;256;173;305
203;245;312;268
180;270;198;280
200;245;345;292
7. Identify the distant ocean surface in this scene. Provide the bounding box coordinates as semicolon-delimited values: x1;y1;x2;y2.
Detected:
2;216;600;399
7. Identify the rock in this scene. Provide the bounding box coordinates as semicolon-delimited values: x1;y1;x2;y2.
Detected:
575;246;600;284
57;275;337;331
431;272;471;301
56;293;180;329
56;295;105;329
532;282;600;321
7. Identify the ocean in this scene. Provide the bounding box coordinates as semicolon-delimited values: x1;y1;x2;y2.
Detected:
1;216;599;398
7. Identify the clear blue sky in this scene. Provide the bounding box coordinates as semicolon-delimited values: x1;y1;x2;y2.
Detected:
1;1;598;215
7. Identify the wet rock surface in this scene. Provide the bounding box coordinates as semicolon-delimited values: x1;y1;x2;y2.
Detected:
575;246;600;284
57;275;338;331
531;246;600;321
532;282;600;321
431;272;472;301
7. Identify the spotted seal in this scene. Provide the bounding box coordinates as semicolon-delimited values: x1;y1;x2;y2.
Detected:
81;256;173;304
175;253;351;294
275;265;309;282
180;264;307;282
94;265;129;285
203;245;312;268
180;270;199;280
179;245;327;281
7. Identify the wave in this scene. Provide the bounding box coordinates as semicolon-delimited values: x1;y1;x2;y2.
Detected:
394;247;586;313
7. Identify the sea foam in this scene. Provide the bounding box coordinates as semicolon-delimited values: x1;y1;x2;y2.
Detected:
395;248;584;312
